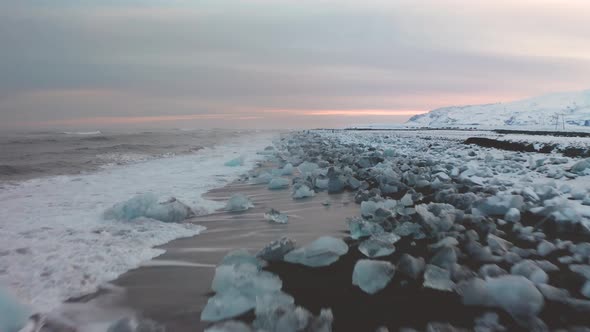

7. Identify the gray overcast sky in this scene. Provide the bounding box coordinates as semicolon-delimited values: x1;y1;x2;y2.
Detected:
1;0;590;130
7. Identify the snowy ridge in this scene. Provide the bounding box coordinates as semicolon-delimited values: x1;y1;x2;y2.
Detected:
406;89;590;128
0;131;275;311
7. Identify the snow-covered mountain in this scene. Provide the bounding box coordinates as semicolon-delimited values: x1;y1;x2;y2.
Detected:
406;89;590;129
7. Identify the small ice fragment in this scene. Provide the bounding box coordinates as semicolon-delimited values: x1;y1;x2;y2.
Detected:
292;184;315;199
321;200;331;206
284;236;348;267
224;156;244;167
347;217;384;240
104;193;195;223
358;233;398;258
352;259;395;294
257;237;296;262
0;288;30;332
423;264;454;291
226;194;254;212
264;209;288;224
268;178;290;190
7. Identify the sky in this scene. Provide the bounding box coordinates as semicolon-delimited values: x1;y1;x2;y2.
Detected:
1;0;590;130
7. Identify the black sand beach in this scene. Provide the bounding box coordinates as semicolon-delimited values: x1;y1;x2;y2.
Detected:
106;179;358;331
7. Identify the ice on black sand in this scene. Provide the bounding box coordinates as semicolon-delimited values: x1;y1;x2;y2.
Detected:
264;208;288;224
283;236;348;267
226;193;254;212
352;259;395;294
459;275;544;328
103;193;195;223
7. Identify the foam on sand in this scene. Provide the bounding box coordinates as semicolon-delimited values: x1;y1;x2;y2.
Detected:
0;131;275;312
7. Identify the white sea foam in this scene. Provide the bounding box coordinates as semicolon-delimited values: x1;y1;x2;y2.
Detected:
0;131;275;311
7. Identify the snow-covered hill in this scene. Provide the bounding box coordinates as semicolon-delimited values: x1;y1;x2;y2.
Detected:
406;89;590;129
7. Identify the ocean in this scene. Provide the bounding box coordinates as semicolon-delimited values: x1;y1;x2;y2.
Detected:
0;129;276;311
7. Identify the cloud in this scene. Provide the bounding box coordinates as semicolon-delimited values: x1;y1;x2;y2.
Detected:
1;0;589;129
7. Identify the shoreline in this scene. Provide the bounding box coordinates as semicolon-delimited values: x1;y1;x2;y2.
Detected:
77;170;359;331
0;130;277;313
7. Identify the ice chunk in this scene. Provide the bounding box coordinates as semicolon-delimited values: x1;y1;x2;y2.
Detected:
224;156;244;167
252;171;273;184
397;254;425;279
475;194;524;216
570;264;590;279
226;194;254;212
429;237;458;251
203;252;282;322
257;237;296;262
478;264;507;278
0;288;30;332
104;193;195;223
358;233;399;258
214;265;262;294
297;162;319;176
415;203;456;235
284;236;348;267
487;234;513;255
537;240;556;257
264;209;289;224
327;176;346;194
429;246;457;271
268;178;290;190
510;260;548;284
314;178;329;190
347;217;384;240
220;249;265;268
352;259;395;294
201;290;256;322
361;201;378;217
571;158;590;175
537;284;570;302
393;222;424;239
253;298;333;332
504;208;521;223
292;184;315;199
423;264;454;291
281;163;294;176
460;276;544;325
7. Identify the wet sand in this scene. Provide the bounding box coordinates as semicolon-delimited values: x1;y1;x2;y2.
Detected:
108;180;359;331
